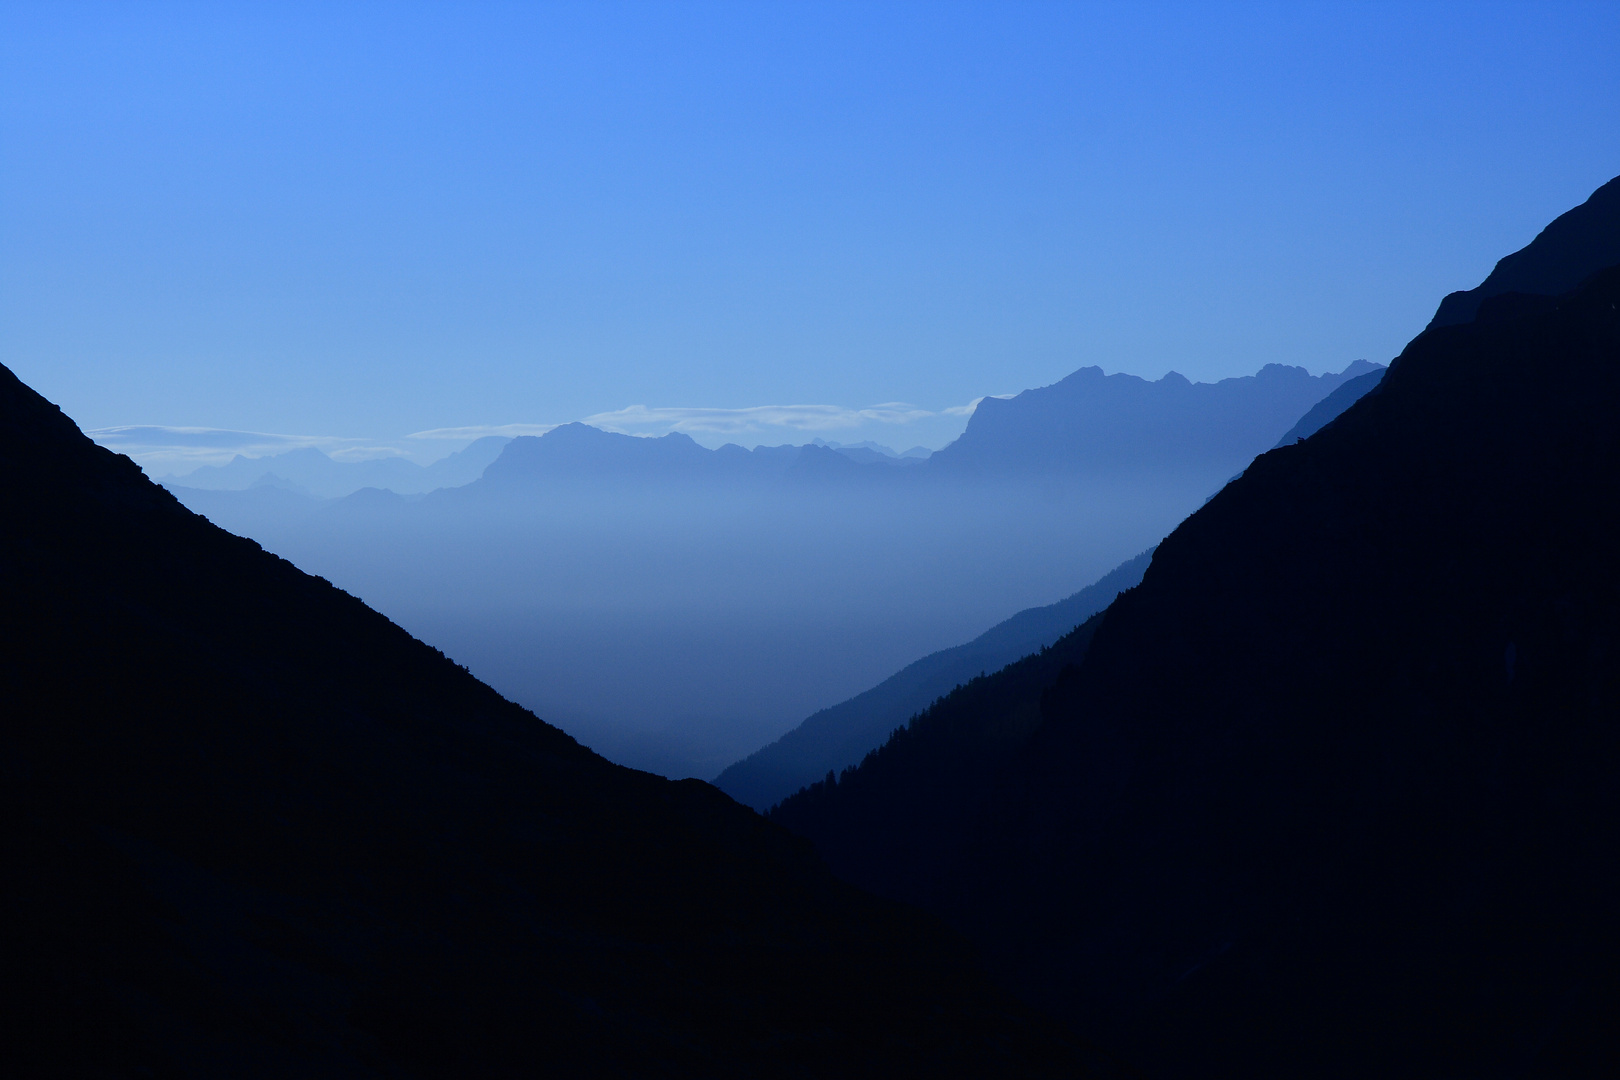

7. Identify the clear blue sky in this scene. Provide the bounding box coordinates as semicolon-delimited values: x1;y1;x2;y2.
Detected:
3;1;1617;465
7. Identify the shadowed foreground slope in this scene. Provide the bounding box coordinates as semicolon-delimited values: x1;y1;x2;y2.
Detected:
967;263;1620;1078
716;550;1153;811
1428;174;1620;328
0;363;1094;1078
776;263;1620;1075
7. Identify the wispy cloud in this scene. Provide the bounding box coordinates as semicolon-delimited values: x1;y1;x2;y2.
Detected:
408;422;560;440
89;425;335;452
406;401;985;447
96;396;995;473
87;425;404;473
579;400;983;438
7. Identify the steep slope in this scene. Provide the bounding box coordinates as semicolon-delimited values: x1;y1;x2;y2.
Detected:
1428;173;1620;328
1272;364;1384;446
770;610;1109;914
0;363;1095;1078
961;262;1620;1078
717;550;1152;810
774;247;1620;1071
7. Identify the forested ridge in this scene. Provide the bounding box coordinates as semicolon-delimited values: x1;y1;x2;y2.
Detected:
771;612;1103;911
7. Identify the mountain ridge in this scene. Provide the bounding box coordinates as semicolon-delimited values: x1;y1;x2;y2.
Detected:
928;360;1378;479
159;435;512;498
716;549;1154;810
0;360;1096;1077
769;178;1620;1075
1427;174;1620;329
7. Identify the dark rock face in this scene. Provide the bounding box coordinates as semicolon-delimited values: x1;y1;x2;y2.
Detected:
0;364;1095;1078
773;262;1620;1072
1427;174;1620;329
963;264;1620;1076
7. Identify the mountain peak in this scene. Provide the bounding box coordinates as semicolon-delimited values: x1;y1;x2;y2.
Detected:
1427;173;1620;330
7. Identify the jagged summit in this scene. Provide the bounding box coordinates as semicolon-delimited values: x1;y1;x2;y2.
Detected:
927;359;1377;477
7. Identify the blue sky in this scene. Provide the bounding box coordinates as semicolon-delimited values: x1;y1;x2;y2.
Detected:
3;1;1617;468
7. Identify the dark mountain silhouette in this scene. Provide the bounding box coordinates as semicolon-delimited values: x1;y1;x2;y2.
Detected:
1272;364;1385;446
1428;174;1620;329
769;607;1108;914
0;363;1101;1077
927;359;1380;480
717;550;1153;811
772;219;1620;1071
161;435;512;498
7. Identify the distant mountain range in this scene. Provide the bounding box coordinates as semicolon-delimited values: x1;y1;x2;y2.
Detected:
474;423;904;489
770;176;1620;1076
710;362;1392;809
0;360;1098;1077
159;435;512;498
162;359;1377;781
161;433;930;503
1273;365;1385;446
164;359;1379;505
929;359;1382;479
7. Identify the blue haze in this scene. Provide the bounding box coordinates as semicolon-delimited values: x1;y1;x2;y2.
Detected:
167;359;1372;778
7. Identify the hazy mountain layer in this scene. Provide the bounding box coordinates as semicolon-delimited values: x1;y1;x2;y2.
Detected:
772;250;1620;1071
164;362;1363;780
716;550;1153;810
160;436;512;498
722;359;1390;810
929;359;1380;478
1273;365;1385;446
0;360;1100;1078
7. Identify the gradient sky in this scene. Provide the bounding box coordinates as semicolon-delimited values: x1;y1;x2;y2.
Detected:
3;1;1617;465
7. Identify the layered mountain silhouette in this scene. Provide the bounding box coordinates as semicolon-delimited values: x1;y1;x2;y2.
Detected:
470;361;1375;491
772;179;1620;1076
721;360;1395;811
476;425;932;492
0;363;1102;1077
161;436;511;498
716;550;1154;811
1428;174;1620;329
162;360;1369;782
1272;365;1385;446
928;360;1380;479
